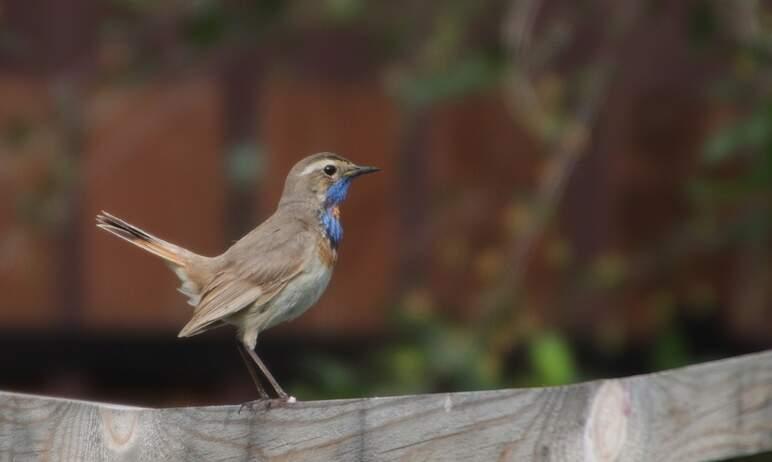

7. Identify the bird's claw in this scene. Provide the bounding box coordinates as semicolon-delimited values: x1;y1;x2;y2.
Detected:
238;400;268;414
238;396;296;413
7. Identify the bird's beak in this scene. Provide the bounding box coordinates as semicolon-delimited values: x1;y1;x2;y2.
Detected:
347;165;381;178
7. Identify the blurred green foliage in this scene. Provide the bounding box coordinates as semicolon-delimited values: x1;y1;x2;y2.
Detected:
527;332;577;386
283;3;772;417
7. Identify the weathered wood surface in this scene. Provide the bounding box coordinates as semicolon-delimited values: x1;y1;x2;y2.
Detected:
1;351;771;461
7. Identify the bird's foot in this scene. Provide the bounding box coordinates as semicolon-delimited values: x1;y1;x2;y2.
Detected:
237;396;296;413
238;400;270;414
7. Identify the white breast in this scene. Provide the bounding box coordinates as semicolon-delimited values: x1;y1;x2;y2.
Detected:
263;252;333;330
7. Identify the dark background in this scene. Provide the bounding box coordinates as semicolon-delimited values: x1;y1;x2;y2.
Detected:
0;1;770;458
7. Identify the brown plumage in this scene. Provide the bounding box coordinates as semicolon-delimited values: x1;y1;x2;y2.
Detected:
95;152;379;400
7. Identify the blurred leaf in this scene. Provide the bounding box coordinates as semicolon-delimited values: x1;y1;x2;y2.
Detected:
704;104;771;164
546;237;572;269
325;0;365;22
110;0;162;13
183;3;228;48
528;331;577;386
399;289;437;323
296;355;360;399
2;117;33;149
399;56;500;107
430;329;475;378
650;329;690;371
589;253;628;289
384;344;428;391
687;0;717;48
227;142;262;190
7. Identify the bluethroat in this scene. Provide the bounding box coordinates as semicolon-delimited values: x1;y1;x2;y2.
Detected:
96;153;379;400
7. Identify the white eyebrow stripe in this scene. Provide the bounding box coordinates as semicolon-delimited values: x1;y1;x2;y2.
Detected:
300;159;334;175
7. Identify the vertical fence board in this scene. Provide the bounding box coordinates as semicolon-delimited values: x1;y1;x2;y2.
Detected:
426;93;543;318
80;79;225;329
258;74;400;335
0;75;60;327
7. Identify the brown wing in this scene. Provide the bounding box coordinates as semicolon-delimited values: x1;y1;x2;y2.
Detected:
177;212;314;338
177;276;287;337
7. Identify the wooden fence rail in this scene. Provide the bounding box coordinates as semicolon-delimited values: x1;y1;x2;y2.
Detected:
1;350;771;461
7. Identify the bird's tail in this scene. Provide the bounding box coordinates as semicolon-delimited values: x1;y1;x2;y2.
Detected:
96;211;210;306
96;211;193;266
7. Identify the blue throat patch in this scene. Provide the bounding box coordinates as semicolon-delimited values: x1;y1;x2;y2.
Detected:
321;178;351;247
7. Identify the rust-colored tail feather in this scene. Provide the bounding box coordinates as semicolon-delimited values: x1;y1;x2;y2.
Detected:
96;211;214;307
96;211;190;267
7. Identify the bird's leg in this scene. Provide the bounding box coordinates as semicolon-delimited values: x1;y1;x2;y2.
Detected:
242;343;289;400
237;342;270;400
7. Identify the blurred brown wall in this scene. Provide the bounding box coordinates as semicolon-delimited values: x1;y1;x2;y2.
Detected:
0;0;768;346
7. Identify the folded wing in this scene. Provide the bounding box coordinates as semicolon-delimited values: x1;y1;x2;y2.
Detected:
177;214;311;338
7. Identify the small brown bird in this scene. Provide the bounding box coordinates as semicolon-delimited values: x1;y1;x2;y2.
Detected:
96;153;379;400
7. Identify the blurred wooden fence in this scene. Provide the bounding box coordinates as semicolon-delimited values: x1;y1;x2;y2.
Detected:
1;350;771;461
1;1;770;342
0;69;749;339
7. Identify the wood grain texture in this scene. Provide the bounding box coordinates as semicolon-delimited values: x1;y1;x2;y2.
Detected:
1;350;771;461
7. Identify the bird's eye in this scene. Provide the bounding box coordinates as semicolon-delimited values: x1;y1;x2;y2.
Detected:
323;165;337;176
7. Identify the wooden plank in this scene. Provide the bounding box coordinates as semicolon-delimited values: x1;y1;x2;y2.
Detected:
1;351;771;461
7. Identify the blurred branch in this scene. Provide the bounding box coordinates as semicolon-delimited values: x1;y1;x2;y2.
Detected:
713;0;762;46
502;0;549;133
480;0;642;332
503;0;540;60
572;203;770;298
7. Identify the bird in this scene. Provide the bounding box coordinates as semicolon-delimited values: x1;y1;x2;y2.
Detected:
95;152;379;400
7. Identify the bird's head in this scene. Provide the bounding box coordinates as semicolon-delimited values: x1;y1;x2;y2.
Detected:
280;152;380;209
